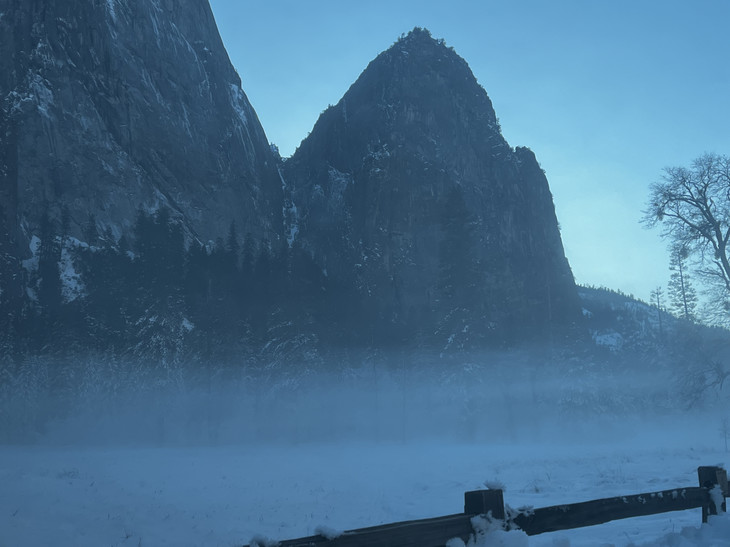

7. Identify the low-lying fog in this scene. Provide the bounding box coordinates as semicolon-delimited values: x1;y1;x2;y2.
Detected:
1;350;716;446
1;352;728;546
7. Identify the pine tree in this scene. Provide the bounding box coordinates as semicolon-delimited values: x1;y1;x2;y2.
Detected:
650;286;666;339
79;237;134;351
130;208;188;367
667;245;697;321
249;239;273;342
0;204;22;347
37;211;62;321
83;213;98;246
241;233;256;278
60;205;70;240
226;220;240;267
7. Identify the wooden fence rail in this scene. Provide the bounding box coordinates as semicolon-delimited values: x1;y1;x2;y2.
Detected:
245;465;727;547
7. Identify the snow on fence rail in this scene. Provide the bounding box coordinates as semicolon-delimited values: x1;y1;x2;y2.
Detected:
245;466;727;547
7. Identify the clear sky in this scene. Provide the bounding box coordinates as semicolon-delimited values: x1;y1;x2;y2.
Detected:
208;0;730;303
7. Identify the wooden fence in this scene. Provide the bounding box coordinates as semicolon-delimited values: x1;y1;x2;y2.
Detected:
245;465;727;547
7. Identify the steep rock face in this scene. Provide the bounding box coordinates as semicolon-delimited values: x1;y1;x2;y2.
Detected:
0;0;282;255
285;29;580;344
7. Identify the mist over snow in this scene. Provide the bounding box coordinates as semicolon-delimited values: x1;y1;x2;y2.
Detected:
2;349;719;446
1;349;729;547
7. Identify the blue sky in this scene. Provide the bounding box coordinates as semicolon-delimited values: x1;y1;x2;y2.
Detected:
208;0;730;303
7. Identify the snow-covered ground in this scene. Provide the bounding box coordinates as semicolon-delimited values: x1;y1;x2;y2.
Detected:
1;421;727;547
1;358;728;546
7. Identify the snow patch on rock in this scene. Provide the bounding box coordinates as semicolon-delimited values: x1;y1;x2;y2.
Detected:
592;330;623;352
60;239;86;303
22;236;41;273
105;0;117;21
30;74;55;119
229;83;249;127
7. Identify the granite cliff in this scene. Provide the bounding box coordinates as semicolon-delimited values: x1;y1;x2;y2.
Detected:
284;29;580;345
0;0;282;259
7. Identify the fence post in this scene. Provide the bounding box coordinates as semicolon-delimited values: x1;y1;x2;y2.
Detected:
464;489;505;520
698;466;728;523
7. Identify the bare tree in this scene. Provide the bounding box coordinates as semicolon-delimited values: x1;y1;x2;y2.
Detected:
644;153;730;301
677;359;730;409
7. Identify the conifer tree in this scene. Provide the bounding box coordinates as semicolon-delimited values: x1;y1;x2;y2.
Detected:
667;245;697;321
60;205;70;240
0;204;22;345
241;233;256;278
83;213;98;246
226;220;239;268
650;286;666;339
130;208;188;366
249;239;273;341
37;211;62;321
79;239;133;351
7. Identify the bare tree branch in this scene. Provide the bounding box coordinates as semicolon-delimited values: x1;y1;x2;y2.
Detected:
643;153;730;302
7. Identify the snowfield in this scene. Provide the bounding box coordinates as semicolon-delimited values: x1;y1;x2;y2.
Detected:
1;358;728;546
1;428;727;546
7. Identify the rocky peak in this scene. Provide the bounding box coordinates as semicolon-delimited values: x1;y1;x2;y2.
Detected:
293;27;504;172
285;28;580;346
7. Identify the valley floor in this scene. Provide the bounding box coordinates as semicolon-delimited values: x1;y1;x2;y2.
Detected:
1;420;728;547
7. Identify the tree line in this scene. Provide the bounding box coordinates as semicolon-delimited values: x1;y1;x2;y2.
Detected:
1;207;359;366
1;188;549;368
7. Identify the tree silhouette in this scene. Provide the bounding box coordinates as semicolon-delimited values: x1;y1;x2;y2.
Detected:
667;245;697;321
37;211;62;323
644;153;730;305
130;208;188;366
650;286;666;340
